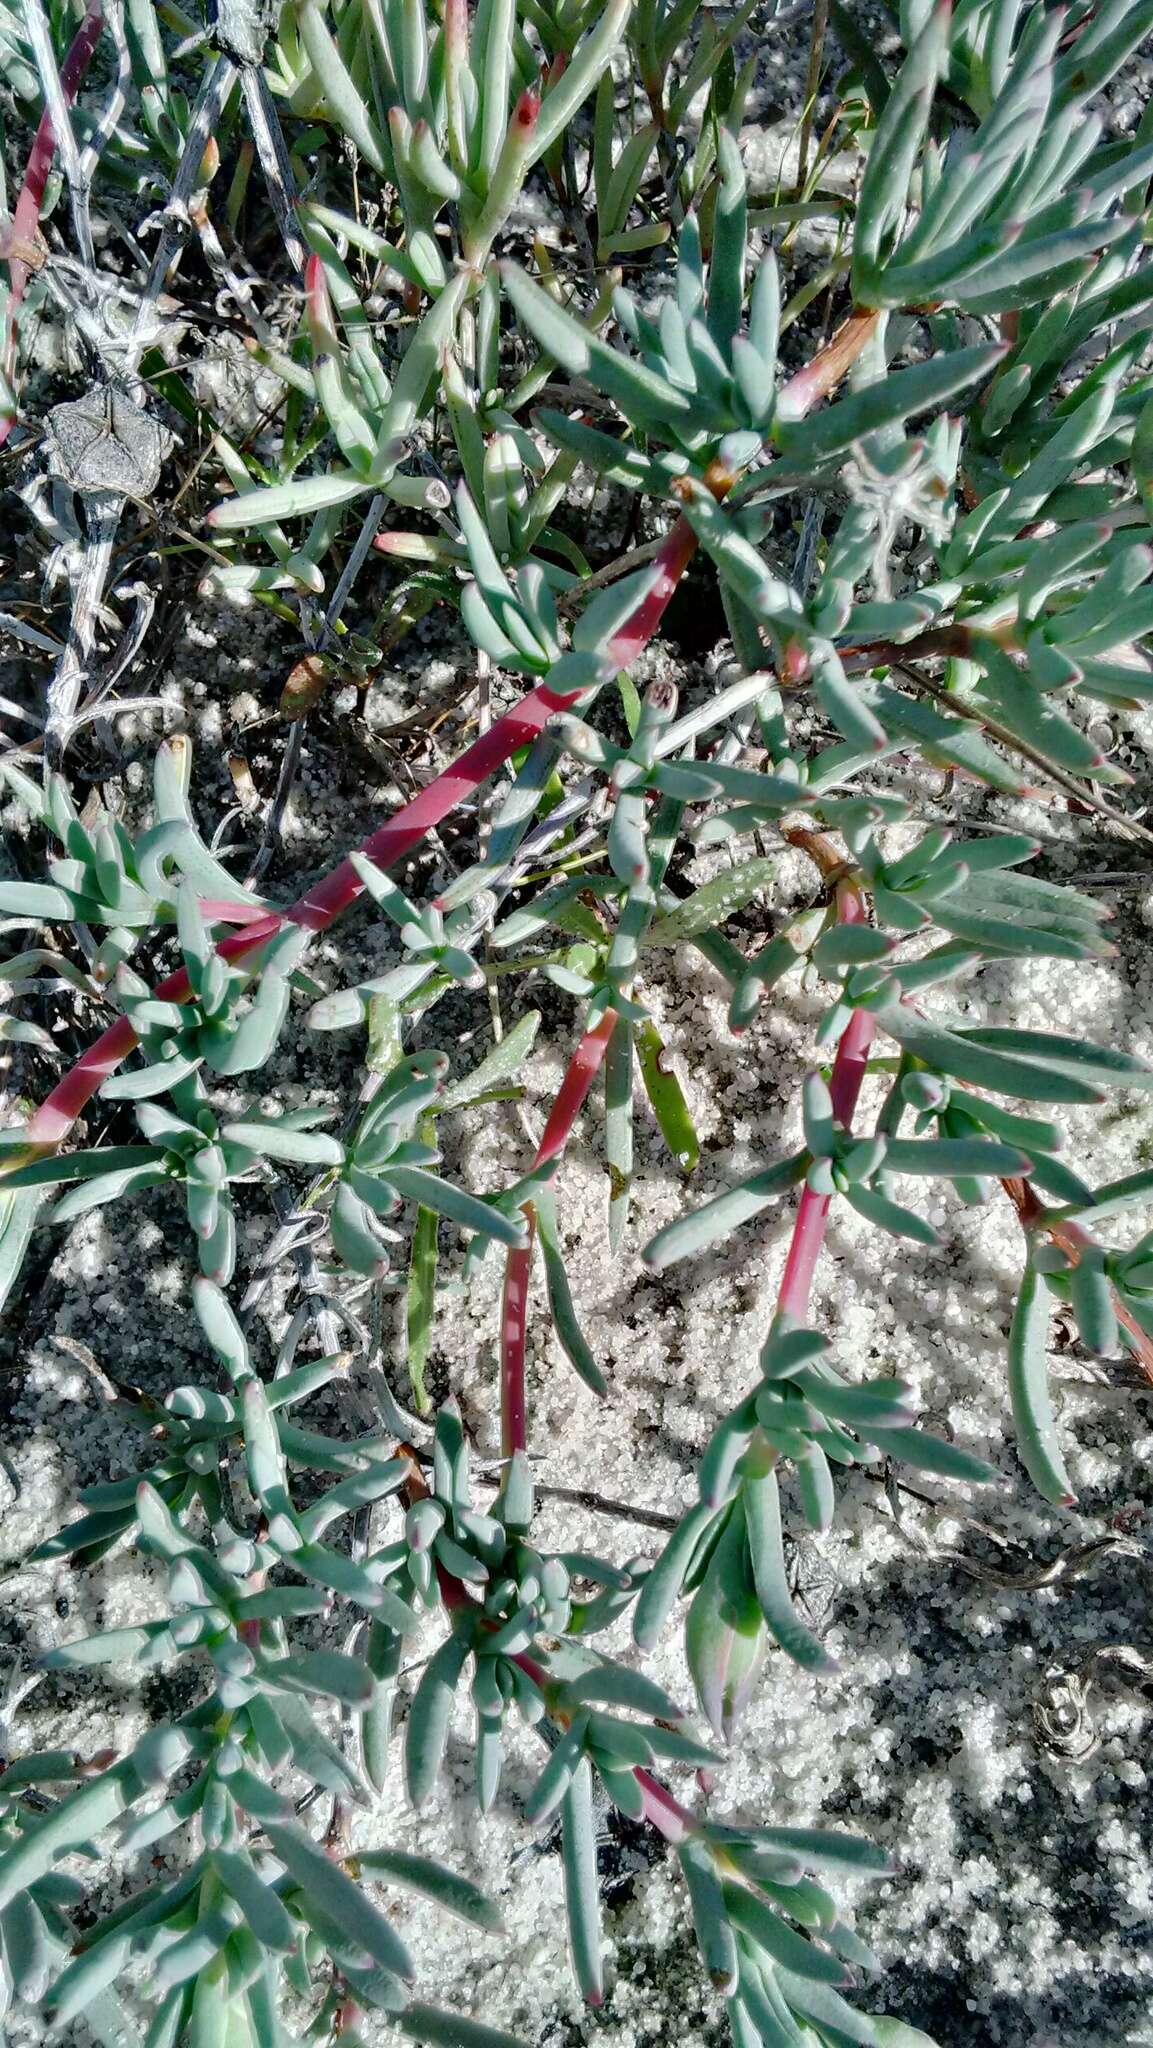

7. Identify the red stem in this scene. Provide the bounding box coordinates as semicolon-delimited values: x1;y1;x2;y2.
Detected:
290;676;585;931
776;307;882;422
304;251;336;349
535;1005;620;1170
633;1768;696;1843
500;1005;618;1457
0;0;103;448
21;678;585;1150
604;517;699;669
14;303;881;1159
499;1237;534;1460
776;865;875;1326
197;899;280;925
602;454;743;673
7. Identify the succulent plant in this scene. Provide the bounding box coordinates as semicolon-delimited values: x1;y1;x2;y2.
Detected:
2;0;1153;2042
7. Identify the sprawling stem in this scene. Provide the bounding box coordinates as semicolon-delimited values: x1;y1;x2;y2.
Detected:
500;1006;618;1457
604;516;701;668
632;1768;697;1844
13;305;881;1160
776;306;882;418
776;829;874;1325
20;677;586;1151
777;998;874;1322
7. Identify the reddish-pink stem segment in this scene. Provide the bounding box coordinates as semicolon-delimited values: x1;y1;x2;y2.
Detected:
0;1;103;447
500;1006;618;1457
633;1768;696;1844
290;676;585;931
604;517;699;669
536;1005;621;1172
776;876;875;1325
775;307;882;423
499;1240;534;1462
22;678;586;1149
14;295;882;1160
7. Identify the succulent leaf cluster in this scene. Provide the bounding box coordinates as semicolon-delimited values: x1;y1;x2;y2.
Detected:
2;0;1153;2043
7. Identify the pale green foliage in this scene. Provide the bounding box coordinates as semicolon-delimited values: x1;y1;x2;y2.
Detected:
1;0;1152;2044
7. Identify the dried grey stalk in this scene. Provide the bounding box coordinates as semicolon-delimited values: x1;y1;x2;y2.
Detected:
205;0;280;66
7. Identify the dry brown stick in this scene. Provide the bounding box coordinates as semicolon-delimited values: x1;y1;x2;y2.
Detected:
402;1439;678;1532
886;657;1153;851
794;0;830;199
526;1482;677;1532
556;535;664;610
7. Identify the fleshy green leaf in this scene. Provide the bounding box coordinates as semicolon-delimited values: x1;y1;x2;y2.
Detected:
263;1819;414;1981
211;1849;296;1951
634;1499;719;1652
397;2005;529;2048
560;1759;604;2004
1008;1262;1075;1505
743;1466;838;1674
679;1837;739;1992
354;1848;502;1932
776;347;1003;460
406;1633;471;1807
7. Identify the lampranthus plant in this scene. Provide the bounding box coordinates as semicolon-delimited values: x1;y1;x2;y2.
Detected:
1;0;1153;2040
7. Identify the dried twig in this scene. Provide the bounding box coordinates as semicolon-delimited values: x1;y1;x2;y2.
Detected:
1035;1643;1153;1760
886;657;1153;850
238;65;306;273
20;0;97;272
0;0;104;446
39;56;236;764
794;0;829;199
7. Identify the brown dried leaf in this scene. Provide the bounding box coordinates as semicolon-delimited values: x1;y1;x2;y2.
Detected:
280;653;330;720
